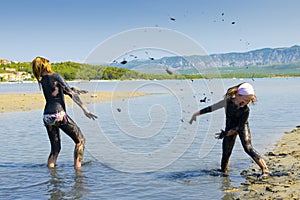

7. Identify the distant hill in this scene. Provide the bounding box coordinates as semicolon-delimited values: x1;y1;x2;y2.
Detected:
112;45;300;75
209;45;300;67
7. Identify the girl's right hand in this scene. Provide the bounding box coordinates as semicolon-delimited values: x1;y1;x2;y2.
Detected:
189;111;201;124
84;110;98;120
189;113;197;124
71;86;88;95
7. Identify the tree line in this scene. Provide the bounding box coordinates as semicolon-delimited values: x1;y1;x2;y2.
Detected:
0;61;203;81
2;61;297;82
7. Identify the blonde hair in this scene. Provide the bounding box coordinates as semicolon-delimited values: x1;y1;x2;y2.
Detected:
224;83;256;103
31;57;54;88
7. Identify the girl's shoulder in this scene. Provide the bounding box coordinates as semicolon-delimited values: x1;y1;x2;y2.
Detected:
42;73;64;83
43;72;58;77
225;96;233;103
50;72;60;77
48;73;64;80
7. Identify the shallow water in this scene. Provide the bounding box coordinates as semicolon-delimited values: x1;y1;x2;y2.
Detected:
1;78;300;199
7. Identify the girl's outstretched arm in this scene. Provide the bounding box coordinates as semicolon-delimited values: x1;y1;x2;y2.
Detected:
56;74;98;120
71;86;88;95
189;99;225;124
71;93;98;120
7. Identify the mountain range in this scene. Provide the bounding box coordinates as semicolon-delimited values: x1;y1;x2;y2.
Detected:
114;45;300;74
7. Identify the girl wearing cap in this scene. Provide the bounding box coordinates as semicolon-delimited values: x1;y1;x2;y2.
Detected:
32;56;97;169
190;82;270;177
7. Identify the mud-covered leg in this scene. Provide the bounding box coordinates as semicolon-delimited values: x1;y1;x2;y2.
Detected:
74;139;85;169
239;124;269;174
59;115;85;169
46;125;61;168
221;134;238;174
253;158;269;173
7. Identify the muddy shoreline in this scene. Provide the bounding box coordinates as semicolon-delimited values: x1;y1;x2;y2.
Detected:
233;127;300;199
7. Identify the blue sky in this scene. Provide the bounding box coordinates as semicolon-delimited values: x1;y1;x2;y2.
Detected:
1;0;300;62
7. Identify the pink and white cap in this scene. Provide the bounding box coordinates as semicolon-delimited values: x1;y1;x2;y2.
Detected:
237;82;255;95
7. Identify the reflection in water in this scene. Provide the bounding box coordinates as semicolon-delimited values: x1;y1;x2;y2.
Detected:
48;169;64;200
48;168;89;199
72;170;89;199
221;176;241;200
157;169;226;181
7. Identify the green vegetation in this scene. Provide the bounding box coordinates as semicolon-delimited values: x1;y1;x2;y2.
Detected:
1;61;300;82
0;61;205;81
1;62;144;81
51;62;208;80
0;62;31;73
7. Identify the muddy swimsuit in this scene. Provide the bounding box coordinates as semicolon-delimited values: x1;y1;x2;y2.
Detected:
199;98;263;173
41;73;84;160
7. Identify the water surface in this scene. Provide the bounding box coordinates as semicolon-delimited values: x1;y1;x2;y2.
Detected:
1;78;300;199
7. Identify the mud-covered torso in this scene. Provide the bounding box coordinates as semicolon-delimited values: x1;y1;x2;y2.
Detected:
225;99;249;131
40;73;68;114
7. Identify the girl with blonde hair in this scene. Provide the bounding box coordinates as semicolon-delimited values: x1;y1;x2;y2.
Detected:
32;56;97;169
190;82;270;177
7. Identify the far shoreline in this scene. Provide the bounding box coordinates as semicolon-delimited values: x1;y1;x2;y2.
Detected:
0;92;148;114
0;76;300;85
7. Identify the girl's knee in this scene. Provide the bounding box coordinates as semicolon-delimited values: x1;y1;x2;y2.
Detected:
74;140;85;163
243;146;261;160
77;136;85;146
243;145;252;155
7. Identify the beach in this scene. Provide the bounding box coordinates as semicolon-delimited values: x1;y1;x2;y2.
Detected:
233;127;300;200
0;92;147;113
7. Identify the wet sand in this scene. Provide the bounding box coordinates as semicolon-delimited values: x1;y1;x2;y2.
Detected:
0;92;147;113
233;127;300;200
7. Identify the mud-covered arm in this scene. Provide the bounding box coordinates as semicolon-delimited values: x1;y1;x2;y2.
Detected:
189;99;226;124
56;74;97;120
199;99;226;114
215;127;238;139
216;108;249;138
70;86;88;95
62;86;88;96
215;105;250;139
71;93;97;120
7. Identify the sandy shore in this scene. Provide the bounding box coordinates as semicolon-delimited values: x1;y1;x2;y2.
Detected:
0;92;147;113
232;127;300;199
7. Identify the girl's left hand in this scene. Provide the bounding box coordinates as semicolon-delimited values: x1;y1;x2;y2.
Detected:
215;130;226;139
